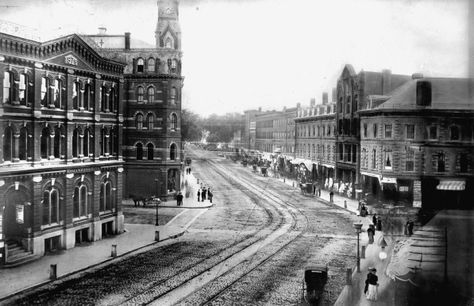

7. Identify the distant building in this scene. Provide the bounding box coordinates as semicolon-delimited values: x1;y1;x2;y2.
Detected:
0;32;126;265
254;107;296;155
359;75;474;209
294;93;336;186
243;109;259;151
335;65;411;198
83;0;183;200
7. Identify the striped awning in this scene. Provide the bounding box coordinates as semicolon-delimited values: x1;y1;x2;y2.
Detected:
436;180;466;191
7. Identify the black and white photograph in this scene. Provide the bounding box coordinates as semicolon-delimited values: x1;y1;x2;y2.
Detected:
0;0;473;305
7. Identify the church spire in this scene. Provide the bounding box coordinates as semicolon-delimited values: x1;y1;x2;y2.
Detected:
155;0;181;50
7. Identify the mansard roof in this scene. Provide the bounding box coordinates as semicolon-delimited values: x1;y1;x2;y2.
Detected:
0;32;126;75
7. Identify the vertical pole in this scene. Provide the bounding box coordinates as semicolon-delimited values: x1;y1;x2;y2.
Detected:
155;179;159;226
356;232;360;272
444;226;448;283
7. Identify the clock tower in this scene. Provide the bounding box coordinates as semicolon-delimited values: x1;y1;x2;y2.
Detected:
155;0;181;50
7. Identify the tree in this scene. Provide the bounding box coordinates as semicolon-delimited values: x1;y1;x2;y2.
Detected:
181;109;202;141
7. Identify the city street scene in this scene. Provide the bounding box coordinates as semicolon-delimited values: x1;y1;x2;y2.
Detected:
0;0;473;305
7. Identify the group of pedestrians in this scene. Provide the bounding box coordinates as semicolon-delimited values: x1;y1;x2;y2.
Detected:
185;167;192;175
197;185;213;203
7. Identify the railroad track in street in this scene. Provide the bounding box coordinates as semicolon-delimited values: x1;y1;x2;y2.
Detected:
117;151;309;305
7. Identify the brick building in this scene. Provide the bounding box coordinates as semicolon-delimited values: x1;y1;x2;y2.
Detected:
294;93;336;186
84;0;183;200
254;107;296;155
0;32;126;265
359;75;474;209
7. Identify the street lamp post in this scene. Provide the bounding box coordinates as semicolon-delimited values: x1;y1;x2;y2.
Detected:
155;179;159;226
353;223;363;272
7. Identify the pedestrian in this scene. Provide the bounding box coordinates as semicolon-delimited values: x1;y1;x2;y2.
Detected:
329;190;334;203
208;188;213;203
313;183;316;195
202;187;207;201
364;267;379;301
376;218;382;231
367;224;375;244
372;214;377;227
407;220;414;236
176;192;183;206
197;189;201;202
189;167;192;174
318;187;321;197
360;204;367;217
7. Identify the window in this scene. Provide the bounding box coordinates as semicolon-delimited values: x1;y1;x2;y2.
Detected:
165;37;173;49
41;128;50;159
72;129;80;158
136;114;143;130
437;152;445;172
450;126;460;140
406;148;415;171
363;123;368;138
100;181;113;211
372;149;377;169
170;143;177;160
147;143;154;160
361;148;367;169
137;58;144;73
3;71;14;103
73;82;80;109
83;129;90;158
416;81;431;106
109;88;115;112
460;153;468;172
384;124;392;138
84;84;92;110
429;126;437;140
41;77;48;106
42;188;60;225
137;86;144;102
54;127;62;159
19;74;27;105
136;143;143;160
170;113;177;130
373;124;378;138
147;114;154;129
171;59;178;73
3;126;13;161
406;124;415;140
19;127;28;161
346;96;351;114
148;58;155;72
100;128;108;156
73;184;88;218
384;149;392;170
110;127;117;156
169;87;176;104
53;79;61;108
101;86;108;112
147;87;155;103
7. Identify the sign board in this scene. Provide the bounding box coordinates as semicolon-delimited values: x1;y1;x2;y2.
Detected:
16;204;24;224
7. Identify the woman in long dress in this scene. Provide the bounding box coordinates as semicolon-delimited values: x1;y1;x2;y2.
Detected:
365;267;379;301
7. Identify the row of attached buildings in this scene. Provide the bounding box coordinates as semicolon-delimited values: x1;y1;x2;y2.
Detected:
0;0;183;266
241;64;474;210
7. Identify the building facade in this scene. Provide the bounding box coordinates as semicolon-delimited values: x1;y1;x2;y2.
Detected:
84;0;183;200
0;33;126;265
359;76;474;209
254;107;296;154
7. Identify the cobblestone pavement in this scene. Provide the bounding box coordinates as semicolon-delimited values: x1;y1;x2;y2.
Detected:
10;148;363;305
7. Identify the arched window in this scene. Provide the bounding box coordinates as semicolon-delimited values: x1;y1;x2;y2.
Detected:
3;71;14;104
43;188;60;225
53;79;62;108
19;73;28;105
170;143;177;160
100;180;114;211
41;127;50;159
19;127;28;161
73;184;88;218
147;143;154;160
109;127;114;155
84;83;91;110
165;37;173;49
3;126;13;162
169;87;176;104
41;77;48;106
170;113;177;130
100;127;109;156
54;126;62;159
450;126;460;140
148;58;155;72
137;86;144;102
136;143;143;160
73;81;81;109
137;58;144;73
171;59;178;73
72;128;80;158
109;87;115;112
101;86;108;112
147;87;155;103
147;113;154;129
136;114;144;130
83;128;90;158
372;149;377;169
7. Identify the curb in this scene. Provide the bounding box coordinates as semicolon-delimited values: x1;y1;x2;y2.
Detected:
0;229;187;302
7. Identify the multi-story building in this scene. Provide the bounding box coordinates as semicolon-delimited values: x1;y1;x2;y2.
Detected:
359;75;474;209
0;32;126;265
254;107;296;154
335;64;411;198
84;0;183;199
294;93;336;185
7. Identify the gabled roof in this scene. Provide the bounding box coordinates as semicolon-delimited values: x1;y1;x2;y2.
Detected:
376;77;474;110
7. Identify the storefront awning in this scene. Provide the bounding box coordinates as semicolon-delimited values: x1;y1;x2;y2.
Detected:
360;171;381;179
437;180;465;191
380;177;397;184
321;163;335;169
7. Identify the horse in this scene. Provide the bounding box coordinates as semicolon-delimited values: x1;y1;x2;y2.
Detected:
129;194;152;207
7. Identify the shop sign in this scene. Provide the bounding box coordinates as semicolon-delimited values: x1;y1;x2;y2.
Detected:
16;204;24;224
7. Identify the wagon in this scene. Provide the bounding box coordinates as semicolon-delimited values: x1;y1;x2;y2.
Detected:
261;167;268;177
302;265;328;305
252;164;258;172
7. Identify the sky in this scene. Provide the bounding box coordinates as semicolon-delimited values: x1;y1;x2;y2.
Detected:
0;0;470;116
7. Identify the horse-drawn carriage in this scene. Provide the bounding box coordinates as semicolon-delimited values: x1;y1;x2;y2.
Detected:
130;195;161;207
302;265;328;305
300;183;315;196
261;167;268;177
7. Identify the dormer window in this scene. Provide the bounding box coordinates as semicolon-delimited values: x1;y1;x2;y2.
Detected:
416;81;432;106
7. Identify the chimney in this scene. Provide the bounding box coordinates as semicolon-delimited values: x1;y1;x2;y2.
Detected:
98;26;107;35
332;88;337;102
310;98;316;107
125;32;131;50
322;92;328;105
382;69;392;95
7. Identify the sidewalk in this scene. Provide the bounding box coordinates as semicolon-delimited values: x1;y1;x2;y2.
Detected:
0;172;212;301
